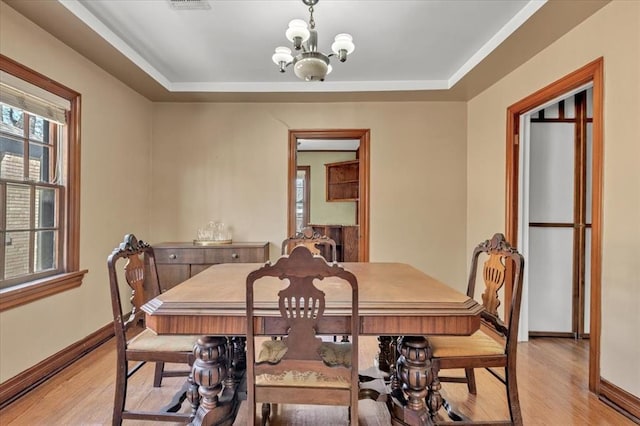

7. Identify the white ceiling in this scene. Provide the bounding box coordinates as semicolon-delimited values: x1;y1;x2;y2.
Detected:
58;0;546;94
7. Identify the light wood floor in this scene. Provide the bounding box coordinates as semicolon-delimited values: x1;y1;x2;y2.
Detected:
0;336;633;425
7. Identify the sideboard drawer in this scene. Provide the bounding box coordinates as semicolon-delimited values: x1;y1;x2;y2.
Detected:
154;248;204;264
203;247;266;264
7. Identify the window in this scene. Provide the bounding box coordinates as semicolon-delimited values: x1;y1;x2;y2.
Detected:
0;55;85;311
295;166;310;232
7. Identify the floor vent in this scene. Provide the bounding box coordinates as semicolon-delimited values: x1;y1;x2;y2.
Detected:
167;0;211;10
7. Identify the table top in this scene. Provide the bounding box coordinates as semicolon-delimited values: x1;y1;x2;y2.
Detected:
143;262;482;336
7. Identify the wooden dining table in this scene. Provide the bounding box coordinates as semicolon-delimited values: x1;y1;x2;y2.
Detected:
142;261;483;426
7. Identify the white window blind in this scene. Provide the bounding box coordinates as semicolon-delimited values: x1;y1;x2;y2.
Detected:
0;71;69;124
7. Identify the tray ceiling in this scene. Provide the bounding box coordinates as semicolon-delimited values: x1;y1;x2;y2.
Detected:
2;0;610;101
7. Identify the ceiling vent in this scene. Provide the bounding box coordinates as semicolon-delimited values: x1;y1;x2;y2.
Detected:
167;0;211;10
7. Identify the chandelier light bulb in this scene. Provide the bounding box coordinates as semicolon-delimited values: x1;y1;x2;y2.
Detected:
272;46;293;72
286;19;310;49
331;33;355;62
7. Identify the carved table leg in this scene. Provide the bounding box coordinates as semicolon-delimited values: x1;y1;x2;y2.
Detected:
223;337;236;391
186;371;201;418
388;336;434;426
224;336;247;400
191;336;239;426
377;336;393;373
389;336;400;391
232;336;246;376
426;359;443;421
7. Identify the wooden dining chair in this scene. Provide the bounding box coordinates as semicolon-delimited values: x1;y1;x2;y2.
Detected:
107;234;199;425
282;227;346;343
281;226;338;262
246;245;359;425
426;233;525;425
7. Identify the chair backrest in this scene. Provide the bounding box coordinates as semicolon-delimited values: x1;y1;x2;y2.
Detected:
281;226;338;262
246;244;358;381
107;234;161;343
467;233;524;355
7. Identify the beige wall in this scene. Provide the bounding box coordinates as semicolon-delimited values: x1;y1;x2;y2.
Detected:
467;0;640;396
150;101;468;287
297;151;357;226
8;0;636;405
0;4;154;381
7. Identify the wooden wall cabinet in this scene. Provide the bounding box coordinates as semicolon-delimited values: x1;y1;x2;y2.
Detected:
325;160;359;201
308;224;359;262
146;242;269;296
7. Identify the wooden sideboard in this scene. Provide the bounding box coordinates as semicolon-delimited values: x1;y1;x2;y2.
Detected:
146;242;269;297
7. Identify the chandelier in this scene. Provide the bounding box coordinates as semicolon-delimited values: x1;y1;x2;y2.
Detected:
272;0;355;82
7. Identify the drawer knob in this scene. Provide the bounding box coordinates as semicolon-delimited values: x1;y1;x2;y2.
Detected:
169;254;177;260
231;253;239;259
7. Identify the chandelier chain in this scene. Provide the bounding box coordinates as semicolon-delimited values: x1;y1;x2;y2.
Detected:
308;5;315;29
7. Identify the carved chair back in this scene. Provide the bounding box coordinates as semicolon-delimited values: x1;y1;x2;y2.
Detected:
281;226;338;262
277;267;327;360
107;234;160;341
467;233;524;354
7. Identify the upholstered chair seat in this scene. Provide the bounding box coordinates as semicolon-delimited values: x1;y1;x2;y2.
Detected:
429;331;504;358
127;329;198;353
257;339;353;367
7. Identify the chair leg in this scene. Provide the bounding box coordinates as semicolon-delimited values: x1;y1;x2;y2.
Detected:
465;368;477;394
506;369;523;426
261;403;271;425
153;362;165;387
248;389;256;426
112;357;127;426
350;404;359;425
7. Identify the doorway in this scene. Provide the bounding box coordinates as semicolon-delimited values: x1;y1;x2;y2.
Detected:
505;58;603;391
288;129;370;261
519;86;593;340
